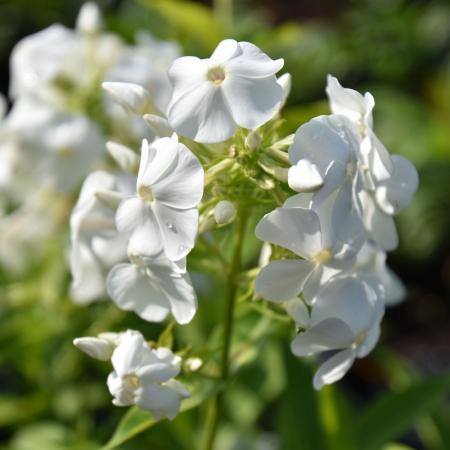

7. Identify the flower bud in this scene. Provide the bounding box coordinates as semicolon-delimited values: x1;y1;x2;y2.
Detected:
73;336;115;361
245;130;262;151
214;200;236;225
102;82;151;115
185;357;203;372
143;114;173;138
106;141;139;173
76;2;102;35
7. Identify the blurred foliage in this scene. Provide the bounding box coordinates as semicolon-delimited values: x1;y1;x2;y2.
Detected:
0;0;449;449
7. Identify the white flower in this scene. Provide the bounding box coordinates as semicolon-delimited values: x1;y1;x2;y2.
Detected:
255;206;361;303
106;32;180;114
9;24;79;98
106;252;197;324
107;330;189;420
70;171;135;304
116;136;204;261
290;277;384;390
167;39;284;143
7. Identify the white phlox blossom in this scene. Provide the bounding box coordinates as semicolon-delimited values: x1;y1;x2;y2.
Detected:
106;251;197;324
255;205;360;303
74;330;189;420
116;135;204;261
290;277;384;390
167;39;284;143
326;75;419;250
70;170;135;304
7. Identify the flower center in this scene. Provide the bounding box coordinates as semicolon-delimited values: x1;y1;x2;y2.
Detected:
207;66;226;86
138;184;154;203
122;373;141;390
352;330;368;348
312;248;333;264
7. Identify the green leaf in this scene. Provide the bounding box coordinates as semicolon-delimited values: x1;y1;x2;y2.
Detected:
356;374;450;450
157;320;175;349
276;348;326;450
101;380;215;450
139;0;225;53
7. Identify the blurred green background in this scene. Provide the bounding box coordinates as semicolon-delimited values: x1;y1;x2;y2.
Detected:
0;0;449;449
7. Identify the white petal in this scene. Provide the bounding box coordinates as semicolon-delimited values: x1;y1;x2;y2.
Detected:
152;142;204;209
223;74;282;130
209;39;239;64
255;207;322;259
110;331;147;375
313;349;355;390
73;336;114;361
291;318;355;356
288;159;324;193
376;155;419;214
155;269;197;324
311;277;374;334
168;81;236;143
137;383;182;420
226;42;284;78
255;259;315;302
361;192;398;251
106;263;171;322
154;203;199;261
381;266;406;306
76;1;102;34
288;115;358;173
356;324;381;358
284;299;310;327
115;197;147;234
168;56;208;98
326;75;371;125
138;137;178;188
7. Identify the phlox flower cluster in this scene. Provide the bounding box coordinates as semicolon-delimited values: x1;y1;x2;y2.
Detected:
255;76;418;389
45;12;418;417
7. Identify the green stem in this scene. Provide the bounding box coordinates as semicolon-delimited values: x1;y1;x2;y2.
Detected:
214;0;233;31
202;211;247;450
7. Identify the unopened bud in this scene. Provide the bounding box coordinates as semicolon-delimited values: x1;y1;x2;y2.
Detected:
73;336;114;361
76;2;102;35
143;114;173;137
214;200;236;225
94;189;123;209
245;131;262;151
106;141;139;173
102;82;151;115
185;357;203;372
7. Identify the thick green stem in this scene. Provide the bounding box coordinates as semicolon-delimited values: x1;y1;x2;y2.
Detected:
202;212;247;450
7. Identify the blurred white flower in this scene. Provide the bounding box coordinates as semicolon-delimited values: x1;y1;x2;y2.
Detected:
102;82;152;115
107;251;197;324
70;171;135;304
107;330;189;419
290;277;384;390
116;136;204;261
167;39;284;143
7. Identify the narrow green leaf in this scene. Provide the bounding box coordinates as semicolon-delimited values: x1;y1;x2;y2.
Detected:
357;374;450;450
157;320;175;349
